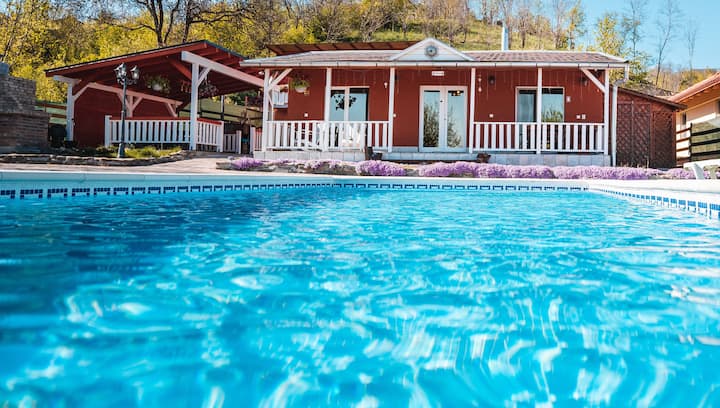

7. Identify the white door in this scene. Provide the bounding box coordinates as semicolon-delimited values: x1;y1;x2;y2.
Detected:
419;86;467;151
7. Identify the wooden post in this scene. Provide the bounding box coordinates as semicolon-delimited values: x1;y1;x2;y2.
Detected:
189;63;199;150
469;68;476;153
261;69;270;152
104;115;111;146
323;68;333;151
388;67;395;153
611;84;618;166
536;67;543;155
603;70;610;156
66;82;75;141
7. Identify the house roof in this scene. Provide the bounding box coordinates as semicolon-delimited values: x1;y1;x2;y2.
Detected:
46;40;258;102
668;72;720;103
242;38;628;69
618;87;685;110
266;41;417;56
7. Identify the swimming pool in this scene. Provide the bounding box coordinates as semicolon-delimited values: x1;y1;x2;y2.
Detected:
1;182;720;406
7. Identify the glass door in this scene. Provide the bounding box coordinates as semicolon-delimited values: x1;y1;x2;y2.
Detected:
330;88;369;148
420;87;467;151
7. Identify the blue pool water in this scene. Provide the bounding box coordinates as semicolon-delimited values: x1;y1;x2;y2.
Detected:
1;189;720;406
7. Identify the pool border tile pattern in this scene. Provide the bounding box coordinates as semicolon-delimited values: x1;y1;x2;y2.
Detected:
1;170;718;220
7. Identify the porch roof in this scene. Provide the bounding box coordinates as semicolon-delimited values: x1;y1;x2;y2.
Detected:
46;40;263;103
241;45;628;69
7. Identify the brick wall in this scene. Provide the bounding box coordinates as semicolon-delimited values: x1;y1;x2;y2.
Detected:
0;74;49;152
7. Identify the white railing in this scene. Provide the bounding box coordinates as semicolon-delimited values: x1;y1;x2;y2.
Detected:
263;120;391;152
104;116;229;151
251;127;262;152
223;131;242;154
470;122;607;154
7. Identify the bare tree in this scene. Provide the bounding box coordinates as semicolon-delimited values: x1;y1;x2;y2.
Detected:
549;0;568;48
354;0;394;41
653;0;681;87
515;0;534;49
621;0;647;61
479;0;499;24
497;0;514;49
685;20;698;73
305;0;351;42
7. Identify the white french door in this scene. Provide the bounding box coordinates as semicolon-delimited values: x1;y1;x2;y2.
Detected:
419;86;467;151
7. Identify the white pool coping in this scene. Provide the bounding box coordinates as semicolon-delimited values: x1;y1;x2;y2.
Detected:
1;170;718;220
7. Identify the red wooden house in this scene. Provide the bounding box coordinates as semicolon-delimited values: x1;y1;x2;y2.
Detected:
242;38;629;165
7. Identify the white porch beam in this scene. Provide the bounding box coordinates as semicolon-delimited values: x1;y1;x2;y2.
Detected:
189;63;200;150
199;67;211;84
469;68;476;153
603;70;610;156
65;81;75;142
388;67;395;154
269;68;292;90
580;68;607;92
127;95;143;117
323;68;332;122
611;84;618;166
261;68;270;152
536;68;543;155
181;51;264;87
85;82;183;106
165;102;178;117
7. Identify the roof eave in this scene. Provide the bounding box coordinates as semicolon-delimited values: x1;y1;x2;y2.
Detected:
240;61;630;69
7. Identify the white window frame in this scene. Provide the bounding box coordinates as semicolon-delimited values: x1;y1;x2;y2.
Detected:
515;86;565;123
329;86;370;122
418;85;468;152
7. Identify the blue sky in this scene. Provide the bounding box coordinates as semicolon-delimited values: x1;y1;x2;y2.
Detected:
582;0;719;69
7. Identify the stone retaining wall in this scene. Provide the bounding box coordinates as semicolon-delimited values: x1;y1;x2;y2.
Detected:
0;150;193;166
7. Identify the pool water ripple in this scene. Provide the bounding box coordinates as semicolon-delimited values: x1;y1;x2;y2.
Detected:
1;189;720;406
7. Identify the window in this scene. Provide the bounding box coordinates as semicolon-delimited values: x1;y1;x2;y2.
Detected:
517;88;565;122
329;87;369;122
717;100;720;114
682;113;687;125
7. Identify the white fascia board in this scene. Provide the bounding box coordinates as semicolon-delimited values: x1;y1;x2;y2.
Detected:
52;75;80;84
240;61;630;69
181;51;264;88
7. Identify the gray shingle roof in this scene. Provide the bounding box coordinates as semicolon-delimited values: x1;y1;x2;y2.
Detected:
242;49;627;67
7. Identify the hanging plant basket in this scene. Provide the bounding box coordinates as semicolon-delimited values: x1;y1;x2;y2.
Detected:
145;75;171;94
289;77;310;94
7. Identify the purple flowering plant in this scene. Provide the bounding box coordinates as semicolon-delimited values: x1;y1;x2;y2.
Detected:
355;160;406;176
230;157;265;170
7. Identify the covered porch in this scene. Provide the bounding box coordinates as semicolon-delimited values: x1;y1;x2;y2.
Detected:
243;38;629;165
46;41;264;152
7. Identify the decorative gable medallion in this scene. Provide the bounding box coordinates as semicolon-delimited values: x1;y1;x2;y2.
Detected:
425;45;438;58
391;38;473;62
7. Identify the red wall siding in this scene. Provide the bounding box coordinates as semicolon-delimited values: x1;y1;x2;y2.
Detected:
474;68;604;124
74;88;175;147
275;67;607;148
274;69;391;122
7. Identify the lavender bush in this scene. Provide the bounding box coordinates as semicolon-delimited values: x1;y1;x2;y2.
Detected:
552;166;661;180
229;158;696;181
356;160;406;176
230;157;264;170
418;162;480;177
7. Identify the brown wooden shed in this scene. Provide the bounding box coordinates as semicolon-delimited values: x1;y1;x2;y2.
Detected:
615;87;685;168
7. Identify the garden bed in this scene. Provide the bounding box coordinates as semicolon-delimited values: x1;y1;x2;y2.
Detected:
221;158;704;180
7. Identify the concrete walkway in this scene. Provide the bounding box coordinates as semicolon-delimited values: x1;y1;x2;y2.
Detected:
0;157;231;174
